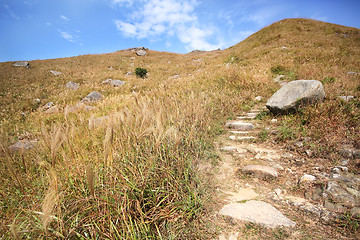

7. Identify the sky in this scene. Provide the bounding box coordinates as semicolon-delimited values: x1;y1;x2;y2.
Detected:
0;0;359;62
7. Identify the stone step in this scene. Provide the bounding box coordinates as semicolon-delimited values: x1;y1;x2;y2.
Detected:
241;165;278;178
219;200;296;228
225;121;254;130
229;136;256;142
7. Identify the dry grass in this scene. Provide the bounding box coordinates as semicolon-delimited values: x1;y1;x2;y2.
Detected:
0;18;359;238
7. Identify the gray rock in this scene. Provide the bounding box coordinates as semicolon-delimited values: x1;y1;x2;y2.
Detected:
266;80;325;114
136;49;147;56
9;139;37;152
326;181;357;207
347;71;359;75
126;72;133;76
242;165;278;178
110;79;125;87
225;121;254;130
50;70;62;76
102;79;125;87
351;207;360;217
42;102;54;111
219;200;296;228
254;96;262;101
13;61;29;67
299;174;316;184
338;96;354;101
324;199;346;212
82;91;103;103
229;136;256;142
66;81;80;90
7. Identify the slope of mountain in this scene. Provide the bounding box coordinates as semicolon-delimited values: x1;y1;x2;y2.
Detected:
0;18;359;239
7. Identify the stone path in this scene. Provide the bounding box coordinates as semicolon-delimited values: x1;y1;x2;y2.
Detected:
213;105;360;239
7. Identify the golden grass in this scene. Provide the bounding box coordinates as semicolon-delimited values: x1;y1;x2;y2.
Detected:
0;18;359;238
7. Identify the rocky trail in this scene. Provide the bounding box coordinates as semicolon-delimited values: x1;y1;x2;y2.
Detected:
204;104;360;239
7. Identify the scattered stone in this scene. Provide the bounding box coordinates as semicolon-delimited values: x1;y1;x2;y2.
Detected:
347;71;359;75
324;199;346;212
220;146;237;151
294;141;304;148
50;70;62;75
9;139;37;152
266;80;325;114
170;74;180;79
66;81;80;90
338;96;354;101
254;96;262;101
42;102;54;111
326;181;357;207
281;46;287;49
13;61;29;67
312;187;323;201
350;207;360;217
353;150;360;159
286;196;306;206
102;79;126;87
305;149;313;157
82;91;103;102
126;72;133;76
136;49;147;56
299;174;316;184
271;119;278;124
242;165;278;178
225;122;254;131
331;167;341;174
219;200;296;228
273;75;285;83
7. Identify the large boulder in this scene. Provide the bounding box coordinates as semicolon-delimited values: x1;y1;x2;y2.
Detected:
266;80;325;114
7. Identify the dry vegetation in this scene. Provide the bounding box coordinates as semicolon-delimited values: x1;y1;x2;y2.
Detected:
0;18;359;239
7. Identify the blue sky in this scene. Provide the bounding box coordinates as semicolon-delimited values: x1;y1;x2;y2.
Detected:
1;0;359;62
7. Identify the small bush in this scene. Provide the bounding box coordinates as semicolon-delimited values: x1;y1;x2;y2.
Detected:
135;68;148;78
271;65;286;75
322;77;335;84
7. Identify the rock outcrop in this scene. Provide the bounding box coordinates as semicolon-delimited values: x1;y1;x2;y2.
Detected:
266;80;325;114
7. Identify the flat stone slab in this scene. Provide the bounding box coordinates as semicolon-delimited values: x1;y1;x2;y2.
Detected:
225;188;258;202
225;121;254;130
13;61;29;67
229;136;256;142
242;165;278;178
219;200;296;228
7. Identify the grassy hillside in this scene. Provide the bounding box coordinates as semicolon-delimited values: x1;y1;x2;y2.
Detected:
0;18;359;239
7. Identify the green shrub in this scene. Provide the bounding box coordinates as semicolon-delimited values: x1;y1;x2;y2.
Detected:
135;67;148;78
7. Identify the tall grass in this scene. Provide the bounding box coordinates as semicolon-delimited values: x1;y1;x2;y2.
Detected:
1;18;360;238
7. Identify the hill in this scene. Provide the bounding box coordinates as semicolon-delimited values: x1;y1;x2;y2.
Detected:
0;18;359;239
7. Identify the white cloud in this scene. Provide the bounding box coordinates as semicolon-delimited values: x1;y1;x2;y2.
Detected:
112;0;134;7
113;0;222;51
60;15;70;21
59;31;75;42
4;4;20;20
114;20;137;36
